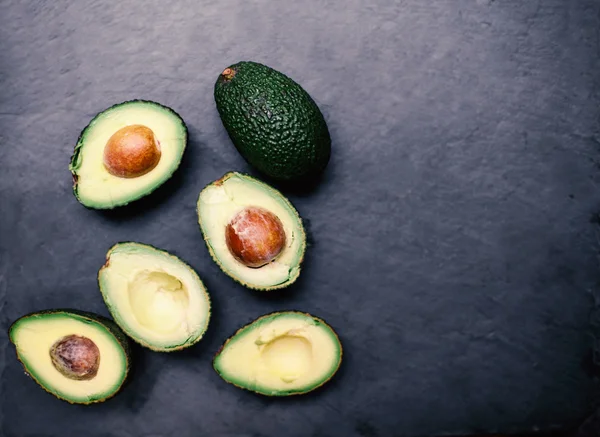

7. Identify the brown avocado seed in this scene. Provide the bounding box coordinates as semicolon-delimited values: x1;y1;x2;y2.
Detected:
50;335;100;381
103;124;161;178
225;206;286;268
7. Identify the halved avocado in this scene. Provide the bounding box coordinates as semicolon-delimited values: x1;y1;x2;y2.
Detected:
197;172;306;290
98;242;211;352
8;309;131;404
69;100;187;209
213;311;342;396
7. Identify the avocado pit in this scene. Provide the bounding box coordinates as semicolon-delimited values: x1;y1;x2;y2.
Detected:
103;124;161;178
49;334;100;381
225;206;286;268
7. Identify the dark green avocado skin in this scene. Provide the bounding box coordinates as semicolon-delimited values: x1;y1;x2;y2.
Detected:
214;61;331;181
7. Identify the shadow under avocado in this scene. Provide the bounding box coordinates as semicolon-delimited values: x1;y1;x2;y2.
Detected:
257;157;335;198
114;343;159;413
173;275;222;362
581;349;600;379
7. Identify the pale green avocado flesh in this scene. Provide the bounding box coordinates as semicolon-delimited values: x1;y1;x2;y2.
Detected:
69;100;187;209
98;242;211;351
214;312;342;396
8;310;130;404
197;172;306;290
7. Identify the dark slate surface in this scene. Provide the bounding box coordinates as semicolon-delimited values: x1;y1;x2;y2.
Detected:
1;0;600;436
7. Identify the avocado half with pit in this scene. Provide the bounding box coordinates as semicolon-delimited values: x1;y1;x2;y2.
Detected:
8;309;131;404
69;100;187;209
98;242;211;352
197;172;306;291
214;311;342;396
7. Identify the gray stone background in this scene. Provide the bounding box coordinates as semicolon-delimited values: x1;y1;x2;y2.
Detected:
1;0;599;436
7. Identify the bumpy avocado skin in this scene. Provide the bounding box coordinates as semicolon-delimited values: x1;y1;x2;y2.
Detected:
214;62;331;181
8;309;132;405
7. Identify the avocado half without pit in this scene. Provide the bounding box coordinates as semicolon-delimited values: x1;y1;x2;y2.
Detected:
214;312;342;396
98;242;211;351
197;172;307;290
8;309;131;404
69;100;187;209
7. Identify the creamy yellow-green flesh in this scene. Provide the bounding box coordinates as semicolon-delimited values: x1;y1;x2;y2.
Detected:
70;101;186;209
10;314;127;403
198;173;306;289
214;312;342;396
99;242;211;351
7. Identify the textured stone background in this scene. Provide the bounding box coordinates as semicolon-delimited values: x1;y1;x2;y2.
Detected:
1;0;599;436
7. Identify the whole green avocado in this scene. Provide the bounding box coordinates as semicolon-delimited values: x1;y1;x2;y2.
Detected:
214;61;331;181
